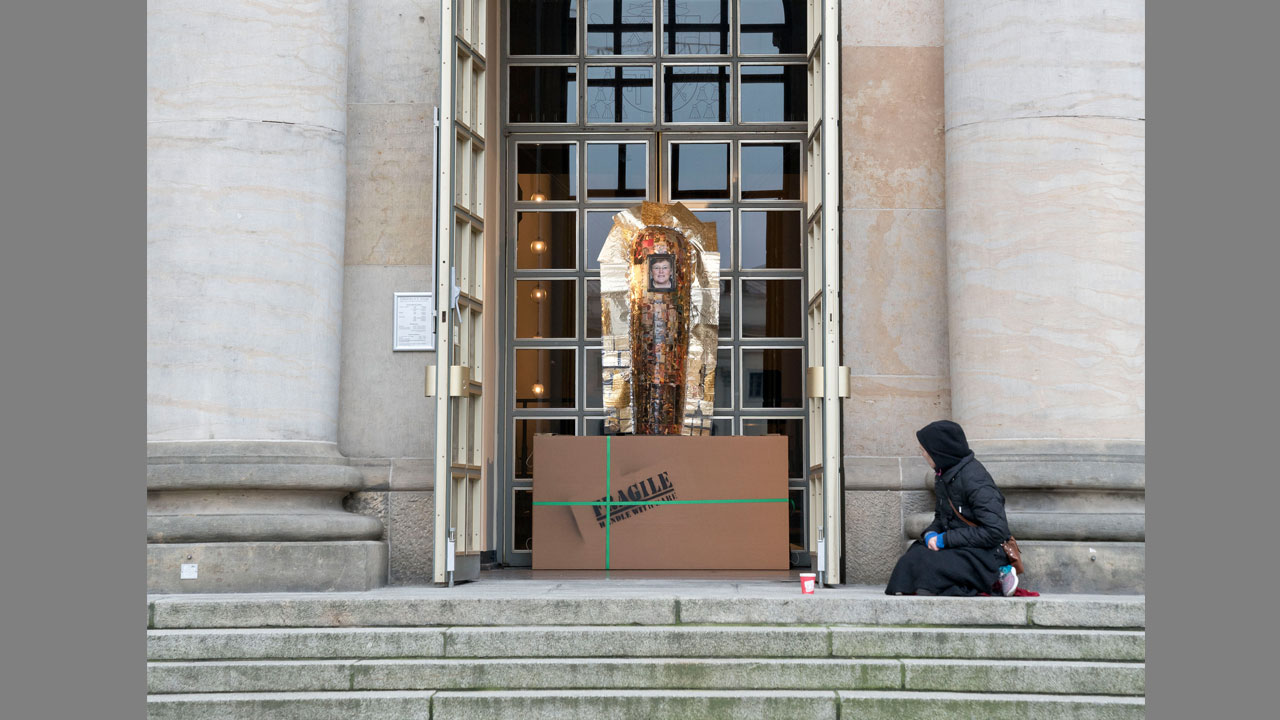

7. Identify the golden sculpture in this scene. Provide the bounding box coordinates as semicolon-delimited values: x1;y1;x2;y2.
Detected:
598;202;720;435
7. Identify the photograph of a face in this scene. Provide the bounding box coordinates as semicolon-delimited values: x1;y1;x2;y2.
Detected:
648;254;675;292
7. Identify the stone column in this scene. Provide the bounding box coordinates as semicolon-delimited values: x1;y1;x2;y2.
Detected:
147;0;385;591
942;1;1145;591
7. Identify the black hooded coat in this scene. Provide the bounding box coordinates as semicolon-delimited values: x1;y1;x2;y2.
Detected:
885;421;1012;596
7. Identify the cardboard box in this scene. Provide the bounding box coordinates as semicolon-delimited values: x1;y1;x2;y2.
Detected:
533;435;789;569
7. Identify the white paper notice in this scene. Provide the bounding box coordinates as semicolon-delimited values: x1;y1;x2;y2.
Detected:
393;292;435;351
180;563;198;579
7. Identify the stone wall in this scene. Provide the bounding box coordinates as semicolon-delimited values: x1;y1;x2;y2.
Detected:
839;0;1145;591
839;0;949;583
339;0;444;585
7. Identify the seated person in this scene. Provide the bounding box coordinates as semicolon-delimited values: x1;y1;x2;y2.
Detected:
886;420;1019;596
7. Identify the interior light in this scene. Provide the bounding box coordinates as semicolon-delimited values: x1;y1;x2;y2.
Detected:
531;383;545;396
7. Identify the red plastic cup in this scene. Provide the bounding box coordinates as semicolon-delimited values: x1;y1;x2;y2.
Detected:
800;573;817;594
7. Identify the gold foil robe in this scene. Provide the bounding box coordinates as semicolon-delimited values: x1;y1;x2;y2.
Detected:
598;202;720;435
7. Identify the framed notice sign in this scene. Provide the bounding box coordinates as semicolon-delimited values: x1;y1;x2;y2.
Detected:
393;292;436;351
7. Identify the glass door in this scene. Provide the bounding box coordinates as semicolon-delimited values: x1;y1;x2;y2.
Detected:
496;0;822;569
432;0;490;584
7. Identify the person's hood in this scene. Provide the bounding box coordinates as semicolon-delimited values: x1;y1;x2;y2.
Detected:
915;420;972;473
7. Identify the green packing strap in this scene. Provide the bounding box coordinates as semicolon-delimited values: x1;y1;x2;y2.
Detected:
533;436;789;569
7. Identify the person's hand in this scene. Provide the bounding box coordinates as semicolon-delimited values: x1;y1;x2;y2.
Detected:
925;531;940;551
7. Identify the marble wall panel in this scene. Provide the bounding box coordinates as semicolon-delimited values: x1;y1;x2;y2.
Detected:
945;116;1145;441
842;456;903;491
349;0;442;104
841;46;944;210
388;490;435;584
350;459;393;490
842;456;938;492
844;490;903;584
843;375;950;457
841;209;947;376
944;0;1145;129
148;0;348;130
148;120;346;442
345;103;436;265
390;458;436;491
338;265;437;458
842;0;943;48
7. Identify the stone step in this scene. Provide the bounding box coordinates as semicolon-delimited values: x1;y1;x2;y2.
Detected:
148;625;1144;662
147;691;437;720
147;657;1145;695
148;591;1145;629
147;689;1145;720
837;690;1145;720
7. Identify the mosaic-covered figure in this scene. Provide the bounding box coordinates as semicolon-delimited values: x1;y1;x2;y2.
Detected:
630;226;693;434
598;202;720;436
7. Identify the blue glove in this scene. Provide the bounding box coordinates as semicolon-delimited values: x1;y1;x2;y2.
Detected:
924;531;940;548
936;532;945;548
925;531;946;549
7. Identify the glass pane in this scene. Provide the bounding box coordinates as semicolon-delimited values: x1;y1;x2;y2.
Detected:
516;280;577;338
586;279;602;337
665;65;731;123
692;209;731;271
587;142;648;199
586;66;654;123
742;417;803;478
509;67;577;123
788;487;805;547
740;65;806;122
718;278;732;337
670;142;729;199
587;0;654;55
585;348;603;406
515;349;576;408
513;489;533;551
663;0;729;55
516;212;576;269
510;0;578;55
517;143;578;201
715;347;732;409
711;418;733;435
741;142;801;200
583;417;607;435
515;418;576;479
741;210;802;269
586;210;618;269
740;0;806;54
741;279;803;337
741;348;803;408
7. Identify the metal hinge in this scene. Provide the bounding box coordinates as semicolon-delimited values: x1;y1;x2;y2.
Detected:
806;366;852;398
425;365;480;397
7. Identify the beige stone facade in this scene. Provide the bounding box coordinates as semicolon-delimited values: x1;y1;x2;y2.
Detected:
148;0;1144;592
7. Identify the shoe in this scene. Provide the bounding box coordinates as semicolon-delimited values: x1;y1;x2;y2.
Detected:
998;565;1018;596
